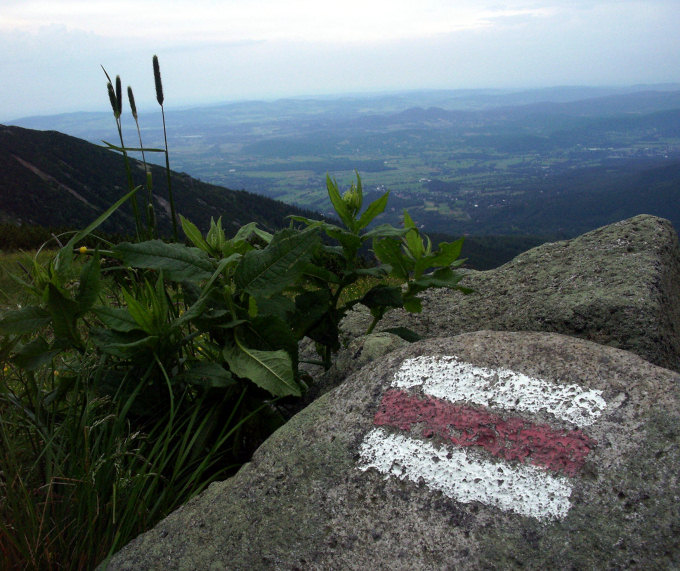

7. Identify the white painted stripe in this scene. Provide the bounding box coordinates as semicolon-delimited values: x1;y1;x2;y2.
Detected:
392;356;606;427
358;428;573;520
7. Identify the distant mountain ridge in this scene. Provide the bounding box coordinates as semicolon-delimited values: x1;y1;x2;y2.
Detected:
0;125;316;236
10;86;680;149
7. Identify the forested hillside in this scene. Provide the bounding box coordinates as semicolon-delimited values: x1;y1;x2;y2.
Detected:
0;125;317;236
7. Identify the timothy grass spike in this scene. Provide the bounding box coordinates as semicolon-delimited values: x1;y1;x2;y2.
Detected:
153;55;164;106
127;86;138;120
153;54;178;240
115;75;122;117
106;82;119;119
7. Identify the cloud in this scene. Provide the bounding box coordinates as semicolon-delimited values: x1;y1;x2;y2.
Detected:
1;0;679;119
1;0;554;44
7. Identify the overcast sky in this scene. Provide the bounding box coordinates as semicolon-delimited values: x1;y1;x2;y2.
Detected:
1;0;679;120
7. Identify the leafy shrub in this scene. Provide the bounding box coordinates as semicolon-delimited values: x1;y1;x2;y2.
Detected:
0;56;470;568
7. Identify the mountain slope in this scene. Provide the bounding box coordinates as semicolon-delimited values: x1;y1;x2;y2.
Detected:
0;125;316;235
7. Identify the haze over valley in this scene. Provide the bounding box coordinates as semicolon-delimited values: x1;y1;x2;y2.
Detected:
10;85;680;238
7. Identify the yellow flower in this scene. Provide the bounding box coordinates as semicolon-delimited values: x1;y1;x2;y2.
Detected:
78;246;88;254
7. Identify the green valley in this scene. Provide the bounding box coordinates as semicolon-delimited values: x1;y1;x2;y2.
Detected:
9;85;680;239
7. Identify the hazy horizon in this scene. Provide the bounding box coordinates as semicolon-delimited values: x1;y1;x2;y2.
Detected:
2;0;679;122
7;82;680;126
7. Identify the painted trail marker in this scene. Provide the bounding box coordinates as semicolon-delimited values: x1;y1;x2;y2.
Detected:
358;356;607;520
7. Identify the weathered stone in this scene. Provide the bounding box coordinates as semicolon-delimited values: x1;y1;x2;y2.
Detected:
104;331;680;570
343;214;680;372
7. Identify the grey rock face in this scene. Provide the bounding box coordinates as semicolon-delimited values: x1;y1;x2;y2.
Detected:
104;331;680;570
343;214;680;372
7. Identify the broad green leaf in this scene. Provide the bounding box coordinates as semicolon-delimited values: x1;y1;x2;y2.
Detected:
93;307;141;332
0;306;50;335
403;211;425;259
122;289;155;334
114;240;213;281
90;328;155;358
180;215;211;253
416;239;465;275
326;175;355;231
301;262;340;285
5;269;42;298
173;255;240;331
402;296;423;313
252;294;296;323
249;315;299;366
234;227;319;298
357;191;389;230
302;311;341;349
291;289;332;338
75;253;101;314
212;318;248;330
414;267;466;289
355;266;389;279
232;222;273;246
403;209;417;230
373;238;412;281
361;285;403;310
325;227;362;259
172;295;209;330
46;284;80;345
363;223;410;240
179;362;234;388
12;337;60;371
286;215;325;231
223;341;300;397
206;217;227;254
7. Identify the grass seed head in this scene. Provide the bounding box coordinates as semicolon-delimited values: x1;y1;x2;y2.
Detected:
128;86;138;120
106;82;120;119
115;75;122;116
153;55;164;106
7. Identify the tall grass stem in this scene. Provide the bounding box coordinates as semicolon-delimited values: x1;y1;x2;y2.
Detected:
153;55;178;241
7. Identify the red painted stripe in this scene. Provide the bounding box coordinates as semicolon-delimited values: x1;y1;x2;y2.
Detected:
374;389;596;477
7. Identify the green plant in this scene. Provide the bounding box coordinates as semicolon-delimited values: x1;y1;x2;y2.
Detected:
290;172;472;368
0;58;471;569
0;351;263;569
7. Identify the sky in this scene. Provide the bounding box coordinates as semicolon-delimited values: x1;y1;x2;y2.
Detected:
1;0;680;120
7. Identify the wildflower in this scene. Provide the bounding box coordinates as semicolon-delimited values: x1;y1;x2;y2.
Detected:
79;246;88;254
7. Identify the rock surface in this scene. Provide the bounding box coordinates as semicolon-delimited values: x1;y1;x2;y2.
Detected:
343;214;680;372
104;331;680;570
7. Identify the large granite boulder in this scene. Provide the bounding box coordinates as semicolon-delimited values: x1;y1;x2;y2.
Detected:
344;214;680;372
104;331;680;570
